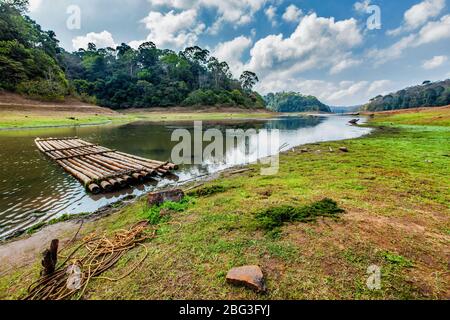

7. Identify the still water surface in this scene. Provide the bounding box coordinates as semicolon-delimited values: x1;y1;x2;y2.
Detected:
0;115;371;238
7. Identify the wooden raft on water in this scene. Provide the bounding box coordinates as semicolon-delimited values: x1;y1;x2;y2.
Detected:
35;137;178;194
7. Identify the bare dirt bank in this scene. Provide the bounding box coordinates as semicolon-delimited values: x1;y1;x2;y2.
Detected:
0;92;117;115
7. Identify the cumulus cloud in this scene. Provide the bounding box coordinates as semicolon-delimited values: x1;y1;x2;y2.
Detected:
265;5;277;26
138;9;205;50
282;4;303;22
212;36;252;77
387;0;446;36
28;0;43;12
72;31;117;50
148;0;266;33
329;57;362;75
422;55;448;69
245;13;363;79
369;14;450;64
353;0;372;13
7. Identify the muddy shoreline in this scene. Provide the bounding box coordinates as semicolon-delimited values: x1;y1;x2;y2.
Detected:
0;164;253;274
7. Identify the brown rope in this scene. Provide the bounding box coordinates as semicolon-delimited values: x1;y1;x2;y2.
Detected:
23;221;155;300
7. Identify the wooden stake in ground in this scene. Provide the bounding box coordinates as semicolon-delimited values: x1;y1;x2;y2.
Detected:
41;239;59;277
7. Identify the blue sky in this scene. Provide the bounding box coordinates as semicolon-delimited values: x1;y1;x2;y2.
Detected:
28;0;450;106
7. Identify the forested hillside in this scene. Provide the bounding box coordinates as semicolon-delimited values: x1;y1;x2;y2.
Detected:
0;0;68;101
362;79;450;112
265;92;331;113
0;0;264;109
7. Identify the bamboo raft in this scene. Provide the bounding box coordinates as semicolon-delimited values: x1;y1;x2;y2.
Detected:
35;137;178;194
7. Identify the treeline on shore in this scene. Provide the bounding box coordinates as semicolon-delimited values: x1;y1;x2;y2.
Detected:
0;0;264;109
264;92;331;113
362;79;450;112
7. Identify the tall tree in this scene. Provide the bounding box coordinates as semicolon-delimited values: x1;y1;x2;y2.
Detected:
240;71;259;92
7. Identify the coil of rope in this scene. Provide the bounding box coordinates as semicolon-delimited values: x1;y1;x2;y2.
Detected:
24;221;155;300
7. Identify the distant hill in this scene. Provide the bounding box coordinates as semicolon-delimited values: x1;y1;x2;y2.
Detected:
330;105;361;113
265;92;331;113
362;79;450;112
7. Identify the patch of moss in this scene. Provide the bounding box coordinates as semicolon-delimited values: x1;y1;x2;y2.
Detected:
141;196;194;225
26;212;90;235
188;185;227;197
382;251;413;268
255;198;345;231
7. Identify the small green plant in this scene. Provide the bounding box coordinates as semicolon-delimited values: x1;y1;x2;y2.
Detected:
188;185;227;197
255;198;345;231
382;251;413;268
25;212;90;235
141;196;194;225
26;222;46;234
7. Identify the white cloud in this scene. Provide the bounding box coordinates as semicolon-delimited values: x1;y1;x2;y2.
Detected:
255;78;395;105
28;0;43;12
245;13;364;79
369;14;450;64
329;57;362;75
128;40;146;50
148;0;266;33
139;9;205;50
72;31;117;50
416;14;450;44
387;0;446;36
354;0;372;13
265;5;277;26
212;36;252;77
422;55;448;69
282;4;303;22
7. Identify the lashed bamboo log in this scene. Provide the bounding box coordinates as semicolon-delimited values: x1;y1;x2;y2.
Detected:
35;137;178;193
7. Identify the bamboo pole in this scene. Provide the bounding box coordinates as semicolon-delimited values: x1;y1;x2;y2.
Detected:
57;160;100;194
35;137;178;193
116;151;177;169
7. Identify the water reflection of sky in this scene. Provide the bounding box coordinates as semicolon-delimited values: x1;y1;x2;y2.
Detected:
0;115;371;239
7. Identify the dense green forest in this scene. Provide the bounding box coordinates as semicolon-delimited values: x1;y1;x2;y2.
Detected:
264;92;331;113
0;0;264;109
362;79;450;112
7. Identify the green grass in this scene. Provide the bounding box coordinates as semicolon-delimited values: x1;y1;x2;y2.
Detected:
0;112;123;129
255;198;344;231
370;106;450;127
25;213;90;235
1;108;449;300
0;109;274;129
187;185;229;197
140;196;194;225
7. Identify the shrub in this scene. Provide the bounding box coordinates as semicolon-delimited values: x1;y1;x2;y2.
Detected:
141;196;194;225
255;198;345;231
188;185;227;197
17;79;68;101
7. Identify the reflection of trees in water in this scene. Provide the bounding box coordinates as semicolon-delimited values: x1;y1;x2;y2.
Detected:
263;116;324;130
110;117;325;160
201;121;267;132
201;117;324;131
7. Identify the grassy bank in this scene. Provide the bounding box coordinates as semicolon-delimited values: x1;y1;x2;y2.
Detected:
0;100;274;130
0;110;275;130
0;108;449;299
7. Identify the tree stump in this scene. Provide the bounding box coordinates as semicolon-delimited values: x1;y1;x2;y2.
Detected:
41;239;59;277
147;189;185;206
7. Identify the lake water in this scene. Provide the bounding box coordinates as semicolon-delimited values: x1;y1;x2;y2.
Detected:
0;115;371;239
